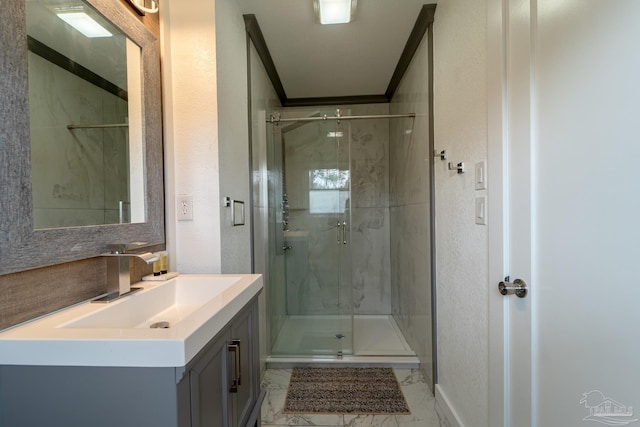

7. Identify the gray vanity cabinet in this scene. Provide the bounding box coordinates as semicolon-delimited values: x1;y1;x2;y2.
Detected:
0;296;263;427
229;303;259;427
187;329;229;427
184;296;262;427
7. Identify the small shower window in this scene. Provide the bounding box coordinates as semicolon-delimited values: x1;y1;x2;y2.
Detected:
308;169;349;214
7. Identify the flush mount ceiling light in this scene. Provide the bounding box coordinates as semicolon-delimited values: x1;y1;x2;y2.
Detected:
55;7;112;38
313;0;357;25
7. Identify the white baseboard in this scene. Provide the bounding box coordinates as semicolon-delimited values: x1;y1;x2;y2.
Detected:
435;384;466;427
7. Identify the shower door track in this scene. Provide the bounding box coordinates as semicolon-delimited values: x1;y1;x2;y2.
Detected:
267;112;415;124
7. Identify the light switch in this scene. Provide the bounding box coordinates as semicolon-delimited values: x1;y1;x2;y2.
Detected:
475;196;487;225
475;160;487;190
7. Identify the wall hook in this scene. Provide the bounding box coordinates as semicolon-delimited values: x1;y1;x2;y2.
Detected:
448;162;465;174
434;149;447;160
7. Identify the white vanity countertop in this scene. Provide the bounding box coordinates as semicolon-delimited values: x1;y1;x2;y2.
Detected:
0;274;262;368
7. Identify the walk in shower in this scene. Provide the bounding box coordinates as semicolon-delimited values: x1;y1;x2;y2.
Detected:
253;105;429;366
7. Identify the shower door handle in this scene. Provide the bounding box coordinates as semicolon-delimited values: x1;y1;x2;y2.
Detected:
342;221;347;245
337;221;342;244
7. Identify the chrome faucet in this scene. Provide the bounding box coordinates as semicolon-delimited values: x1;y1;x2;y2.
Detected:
94;243;159;303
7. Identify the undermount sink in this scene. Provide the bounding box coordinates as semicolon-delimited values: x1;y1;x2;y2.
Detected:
0;274;263;368
62;275;240;329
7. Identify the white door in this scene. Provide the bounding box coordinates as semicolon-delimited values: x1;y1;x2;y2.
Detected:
488;1;640;426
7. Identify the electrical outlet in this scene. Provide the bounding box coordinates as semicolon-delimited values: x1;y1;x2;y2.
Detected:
177;195;193;221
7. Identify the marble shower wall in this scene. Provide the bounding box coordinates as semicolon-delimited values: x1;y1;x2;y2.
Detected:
389;30;433;383
249;42;284;366
348;104;391;314
29;52;130;229
266;124;287;347
282;104;391;316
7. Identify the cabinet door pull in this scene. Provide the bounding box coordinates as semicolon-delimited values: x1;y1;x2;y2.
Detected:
228;339;241;393
232;339;241;386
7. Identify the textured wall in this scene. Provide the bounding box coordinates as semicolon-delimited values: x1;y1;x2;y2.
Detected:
433;0;489;425
161;0;254;275
160;0;222;274
216;0;252;274
389;30;433;384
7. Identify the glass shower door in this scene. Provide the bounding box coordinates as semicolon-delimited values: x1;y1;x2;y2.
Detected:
335;119;353;356
275;114;352;357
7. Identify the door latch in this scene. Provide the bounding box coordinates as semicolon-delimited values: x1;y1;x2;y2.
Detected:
498;276;528;298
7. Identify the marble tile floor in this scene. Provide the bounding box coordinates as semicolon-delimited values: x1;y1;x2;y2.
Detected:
261;368;443;427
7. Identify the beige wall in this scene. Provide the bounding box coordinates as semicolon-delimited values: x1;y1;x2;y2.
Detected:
161;0;255;275
161;0;222;273
216;0;253;274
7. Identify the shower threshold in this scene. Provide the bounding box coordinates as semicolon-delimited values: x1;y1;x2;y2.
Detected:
266;355;419;369
268;315;419;368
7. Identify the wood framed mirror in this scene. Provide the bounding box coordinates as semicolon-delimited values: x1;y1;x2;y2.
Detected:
0;0;164;275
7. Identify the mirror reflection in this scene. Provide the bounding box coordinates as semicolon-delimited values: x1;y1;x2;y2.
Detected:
26;0;145;229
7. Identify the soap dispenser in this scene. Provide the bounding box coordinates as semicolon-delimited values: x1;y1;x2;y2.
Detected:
159;251;168;274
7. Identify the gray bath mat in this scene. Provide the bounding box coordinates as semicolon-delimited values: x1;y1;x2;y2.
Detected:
283;367;411;414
